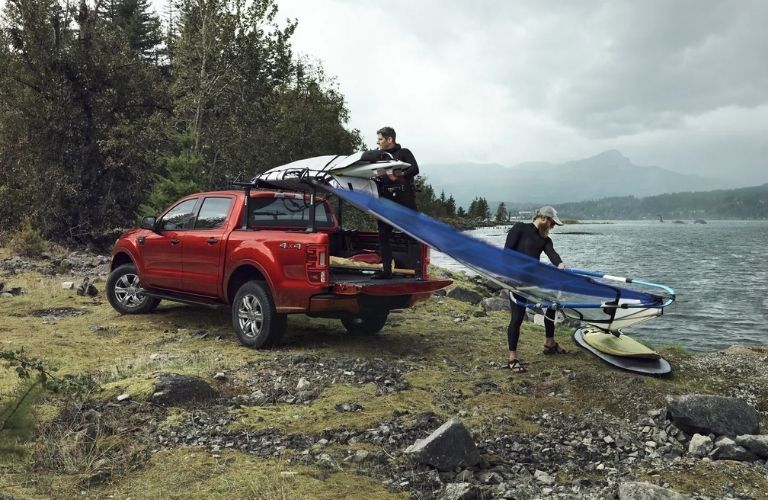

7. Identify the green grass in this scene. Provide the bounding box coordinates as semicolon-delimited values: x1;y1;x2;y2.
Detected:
2;255;767;498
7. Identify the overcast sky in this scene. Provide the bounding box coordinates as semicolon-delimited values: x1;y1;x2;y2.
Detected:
272;0;768;184
4;0;764;183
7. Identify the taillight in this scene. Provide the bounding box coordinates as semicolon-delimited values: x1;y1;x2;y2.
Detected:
421;245;430;278
306;244;329;285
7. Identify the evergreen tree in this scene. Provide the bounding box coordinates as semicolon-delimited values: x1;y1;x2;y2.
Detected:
446;195;456;217
99;0;163;58
142;130;204;214
495;202;508;222
467;198;478;218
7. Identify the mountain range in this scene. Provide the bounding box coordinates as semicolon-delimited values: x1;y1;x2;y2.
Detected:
424;150;742;208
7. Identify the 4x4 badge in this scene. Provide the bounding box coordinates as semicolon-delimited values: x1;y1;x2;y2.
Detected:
278;242;302;249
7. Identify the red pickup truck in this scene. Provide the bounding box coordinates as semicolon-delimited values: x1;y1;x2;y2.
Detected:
107;188;451;348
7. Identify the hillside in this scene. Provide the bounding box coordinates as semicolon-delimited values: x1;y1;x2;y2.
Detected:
426;150;741;207
548;183;768;220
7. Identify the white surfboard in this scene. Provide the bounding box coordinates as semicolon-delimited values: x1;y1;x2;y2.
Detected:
254;153;413;197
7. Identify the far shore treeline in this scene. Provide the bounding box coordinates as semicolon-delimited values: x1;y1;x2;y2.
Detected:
493;183;768;221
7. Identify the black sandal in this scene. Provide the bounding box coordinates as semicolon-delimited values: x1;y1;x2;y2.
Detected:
543;342;569;355
507;359;527;372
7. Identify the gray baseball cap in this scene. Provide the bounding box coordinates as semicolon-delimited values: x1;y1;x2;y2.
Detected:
536;206;563;225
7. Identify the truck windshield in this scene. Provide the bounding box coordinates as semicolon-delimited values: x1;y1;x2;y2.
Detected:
250;197;335;229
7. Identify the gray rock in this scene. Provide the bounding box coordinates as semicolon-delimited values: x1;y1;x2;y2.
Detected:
618;481;692;499
447;286;483;305
481;296;509;312
735;434;768;458
352;450;369;463
711;436;758;461
440;482;479;500
454;469;475;482
76;277;98;297
405;418;481;471
534;469;555;485
475;276;503;293
666;394;760;437
687;433;713;458
149;373;218;406
476;471;503;484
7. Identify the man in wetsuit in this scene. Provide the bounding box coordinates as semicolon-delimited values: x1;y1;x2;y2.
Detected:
503;206;568;372
365;126;419;279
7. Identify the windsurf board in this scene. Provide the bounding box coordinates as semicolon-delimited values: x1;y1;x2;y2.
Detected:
573;328;671;375
581;328;660;359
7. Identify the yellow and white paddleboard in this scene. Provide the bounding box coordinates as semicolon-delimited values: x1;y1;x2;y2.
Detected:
581;328;660;359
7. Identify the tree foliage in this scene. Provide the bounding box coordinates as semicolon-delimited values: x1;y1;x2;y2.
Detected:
495;201;508;222
1;0;469;239
0;0;364;242
0;0;167;241
467;196;490;220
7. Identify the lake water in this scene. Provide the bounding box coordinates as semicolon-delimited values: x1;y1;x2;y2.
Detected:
431;220;768;352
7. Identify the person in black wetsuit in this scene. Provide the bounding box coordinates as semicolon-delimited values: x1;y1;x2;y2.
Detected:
364;126;420;279
504;206;568;372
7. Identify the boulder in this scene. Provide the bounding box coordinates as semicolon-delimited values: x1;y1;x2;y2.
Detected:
687;433;713;458
447;286;484;305
481;297;509;312
711;437;758;461
440;482;480;500
666;394;760;437
148;373;218;406
405;418;481;471
735;434;768;458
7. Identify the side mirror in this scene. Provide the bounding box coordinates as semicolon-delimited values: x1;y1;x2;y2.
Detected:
140;216;157;231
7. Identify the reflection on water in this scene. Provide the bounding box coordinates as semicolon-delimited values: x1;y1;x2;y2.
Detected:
430;220;768;352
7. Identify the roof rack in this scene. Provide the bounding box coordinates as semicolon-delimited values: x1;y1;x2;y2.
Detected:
232;169;336;233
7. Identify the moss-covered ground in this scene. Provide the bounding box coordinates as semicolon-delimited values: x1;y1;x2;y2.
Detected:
1;260;767;499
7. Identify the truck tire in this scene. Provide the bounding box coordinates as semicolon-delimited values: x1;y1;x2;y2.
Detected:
232;281;286;348
106;264;160;314
341;312;389;336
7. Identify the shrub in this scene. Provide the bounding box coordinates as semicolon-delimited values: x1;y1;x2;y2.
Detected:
9;221;47;257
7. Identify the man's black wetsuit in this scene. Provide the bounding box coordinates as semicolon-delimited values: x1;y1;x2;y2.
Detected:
504;222;563;350
504;222;562;264
364;144;419;277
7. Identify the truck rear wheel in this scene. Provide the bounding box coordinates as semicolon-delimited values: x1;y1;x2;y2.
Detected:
106;264;160;314
341;312;389;335
232;281;286;348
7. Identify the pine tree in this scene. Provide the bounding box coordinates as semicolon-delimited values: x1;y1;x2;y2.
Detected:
495;202;508;223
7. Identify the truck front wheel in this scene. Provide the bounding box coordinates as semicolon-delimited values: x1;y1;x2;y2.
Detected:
341;312;389;335
232;281;286;348
106;264;160;314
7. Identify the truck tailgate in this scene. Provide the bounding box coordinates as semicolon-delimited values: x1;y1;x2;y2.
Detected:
331;278;452;296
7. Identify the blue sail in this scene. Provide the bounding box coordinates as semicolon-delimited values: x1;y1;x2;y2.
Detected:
326;186;675;332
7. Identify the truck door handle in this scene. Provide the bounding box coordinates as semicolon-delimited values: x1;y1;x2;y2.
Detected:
170;239;180;245
207;237;218;245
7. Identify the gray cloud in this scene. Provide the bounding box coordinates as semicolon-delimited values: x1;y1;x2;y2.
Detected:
17;0;762;183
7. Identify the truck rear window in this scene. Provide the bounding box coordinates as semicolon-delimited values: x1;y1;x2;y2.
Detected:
250;197;335;228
